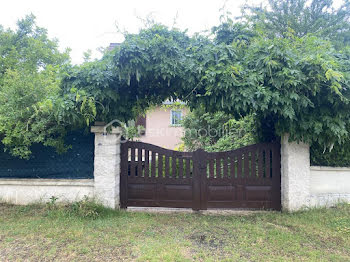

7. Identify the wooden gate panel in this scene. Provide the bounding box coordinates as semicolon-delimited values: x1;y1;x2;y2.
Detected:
120;141;281;210
205;143;280;209
121;142;194;208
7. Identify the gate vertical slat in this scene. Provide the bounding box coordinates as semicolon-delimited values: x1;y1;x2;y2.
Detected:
244;151;250;178
223;156;228;178
179;157;183;178
185;158;191;178
230;154;235;178
156;152;161;206
265;146;271;178
172;154;177;178
130;146;135;177
237;153;242;178
258;148;263;178
209;159;214;178
158;154;163;178
216;157;221;178
137;147;142;177
151;151;156;177
251;149;256;177
144;150;149;178
200;156;208;210
165;156;170;178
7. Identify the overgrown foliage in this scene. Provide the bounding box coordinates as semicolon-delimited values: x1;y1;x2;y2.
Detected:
182;107;257;152
64;19;350;150
3;0;350;160
204;35;350;147
62;25;195;123
0;15;96;158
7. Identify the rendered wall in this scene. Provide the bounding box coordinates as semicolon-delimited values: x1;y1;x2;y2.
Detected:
309;166;350;206
281;134;310;211
0;179;94;205
281;134;350;211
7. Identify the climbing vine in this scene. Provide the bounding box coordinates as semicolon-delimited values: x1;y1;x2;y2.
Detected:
63;24;350;149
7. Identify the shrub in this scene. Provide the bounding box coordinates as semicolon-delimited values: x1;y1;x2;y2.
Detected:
181;107;257;152
311;140;350;167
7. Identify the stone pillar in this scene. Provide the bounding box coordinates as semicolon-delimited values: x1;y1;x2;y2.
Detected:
281;134;310;211
91;126;122;209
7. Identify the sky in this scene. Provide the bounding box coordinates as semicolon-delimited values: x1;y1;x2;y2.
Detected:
0;0;248;64
0;0;345;64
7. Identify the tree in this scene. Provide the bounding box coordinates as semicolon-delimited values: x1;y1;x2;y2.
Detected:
0;14;69;78
245;0;350;47
0;15;96;158
212;20;256;45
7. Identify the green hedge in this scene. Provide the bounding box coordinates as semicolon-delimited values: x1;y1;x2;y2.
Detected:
310;140;350;167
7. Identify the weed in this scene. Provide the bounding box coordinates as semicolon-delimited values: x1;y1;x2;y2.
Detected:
46;196;59;210
67;196;107;219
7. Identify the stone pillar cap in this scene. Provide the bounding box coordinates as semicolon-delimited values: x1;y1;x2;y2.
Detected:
91;126;123;134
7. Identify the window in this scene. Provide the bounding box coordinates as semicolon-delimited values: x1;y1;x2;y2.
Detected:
171;110;183;126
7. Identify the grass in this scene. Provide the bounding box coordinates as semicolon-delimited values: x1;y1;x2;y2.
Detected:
0;202;349;261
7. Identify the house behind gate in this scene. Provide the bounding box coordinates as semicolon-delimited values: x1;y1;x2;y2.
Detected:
136;100;188;149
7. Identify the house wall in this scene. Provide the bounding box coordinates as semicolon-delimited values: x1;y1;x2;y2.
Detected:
138;107;188;150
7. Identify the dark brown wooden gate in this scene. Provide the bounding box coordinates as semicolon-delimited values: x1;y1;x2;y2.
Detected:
120;142;281;210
